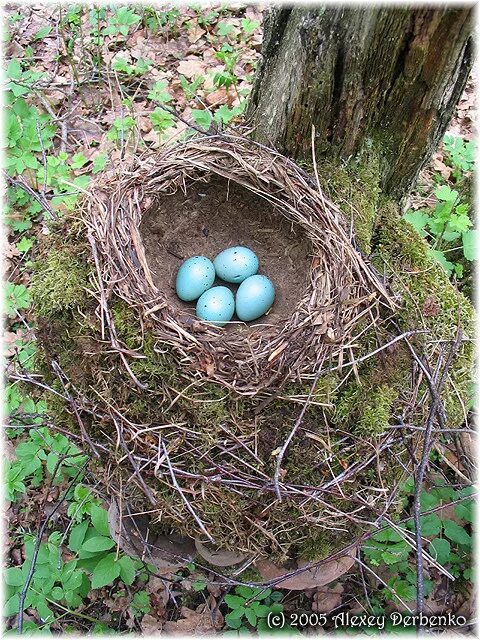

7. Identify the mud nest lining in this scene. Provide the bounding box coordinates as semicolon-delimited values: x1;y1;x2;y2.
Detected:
82;135;393;394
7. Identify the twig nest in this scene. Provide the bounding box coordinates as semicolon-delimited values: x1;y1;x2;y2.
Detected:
82;134;393;394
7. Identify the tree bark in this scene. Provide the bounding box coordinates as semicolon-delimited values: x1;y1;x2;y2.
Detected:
248;7;473;199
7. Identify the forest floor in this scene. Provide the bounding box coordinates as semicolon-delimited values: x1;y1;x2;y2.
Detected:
4;4;476;635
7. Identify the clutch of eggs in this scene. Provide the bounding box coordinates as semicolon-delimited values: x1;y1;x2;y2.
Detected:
175;247;275;325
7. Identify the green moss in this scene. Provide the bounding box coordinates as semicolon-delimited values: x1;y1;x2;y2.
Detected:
317;152;381;254
372;199;474;427
31;247;90;318
356;384;397;437
334;381;397;437
296;533;333;562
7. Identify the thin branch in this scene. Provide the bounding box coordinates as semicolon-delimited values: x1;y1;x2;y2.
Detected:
17;461;88;633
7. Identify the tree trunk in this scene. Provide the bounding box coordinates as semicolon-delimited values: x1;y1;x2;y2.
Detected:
248;7;473;199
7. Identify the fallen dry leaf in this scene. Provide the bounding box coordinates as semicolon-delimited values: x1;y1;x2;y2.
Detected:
256;548;357;590
312;583;344;613
205;87;228;107
162;604;223;635
177;57;207;79
140;614;163;634
195;539;249;567
188;23;206;44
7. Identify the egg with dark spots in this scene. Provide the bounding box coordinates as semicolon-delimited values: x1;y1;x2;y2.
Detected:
213;246;259;283
196;286;235;326
236;275;275;322
176;256;215;301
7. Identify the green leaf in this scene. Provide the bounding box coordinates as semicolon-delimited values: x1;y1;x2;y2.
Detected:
4;567;24;587
5;593;20;617
46;451;60;476
225;594;246;609
82;536;116;553
91;553;121;589
191;109;212;130
118;555;136;585
150;107;174;133
90;504;110;536
244;608;257;627
434;185;458;203
403;209;430;237
381;550;405;565
6;282;31;316
192;579;207;592
428;538;451;565
442;520;472;546
448;213;472;233
241;18;260;34
71;153;89;169
225;611;244;629
217;21;234;36
148;80;172;103
132;590;150;615
419;513;442;537
372;527;405;542
462;230;476;261
250;602;270;617
92;153;108;174
454;500;473;523
427;249;455;275
34;25;52;40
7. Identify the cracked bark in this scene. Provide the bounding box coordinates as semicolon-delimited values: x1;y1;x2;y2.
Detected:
248;7;473;199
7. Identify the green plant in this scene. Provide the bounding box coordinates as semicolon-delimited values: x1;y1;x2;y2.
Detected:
102;7;141;37
191;101;246;131
131;590;151;618
179;74;203;99
148;80;172;104
112;56;152;76
5;488;146;629
443;134;475;180
213;48;239;92
150;107;175;134
362;480;473;606
6;283;31;317
223;586;284;632
404;184;474;277
6;427;87;503
144;7;181;33
107;116;136;144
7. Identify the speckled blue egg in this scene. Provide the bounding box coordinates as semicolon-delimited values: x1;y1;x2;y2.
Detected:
196;286;235;326
236;275;275;322
213;246;259;283
176;256;215;301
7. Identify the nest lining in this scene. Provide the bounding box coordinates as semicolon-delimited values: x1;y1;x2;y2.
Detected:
82;135;394;394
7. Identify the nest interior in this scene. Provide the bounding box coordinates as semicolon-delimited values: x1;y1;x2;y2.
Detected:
31;134;474;568
140;174;311;331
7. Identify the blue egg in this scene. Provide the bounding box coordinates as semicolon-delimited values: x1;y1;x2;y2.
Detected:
213;246;259;283
176;256;215;301
196;286;235;326
236;275;275;322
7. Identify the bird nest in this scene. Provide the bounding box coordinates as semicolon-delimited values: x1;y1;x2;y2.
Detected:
32;132;472;571
81;134;394;395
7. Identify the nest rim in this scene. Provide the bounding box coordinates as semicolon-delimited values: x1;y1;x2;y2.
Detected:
81;133;394;394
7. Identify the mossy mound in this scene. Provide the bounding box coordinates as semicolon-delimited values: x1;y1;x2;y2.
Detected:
31;150;474;566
